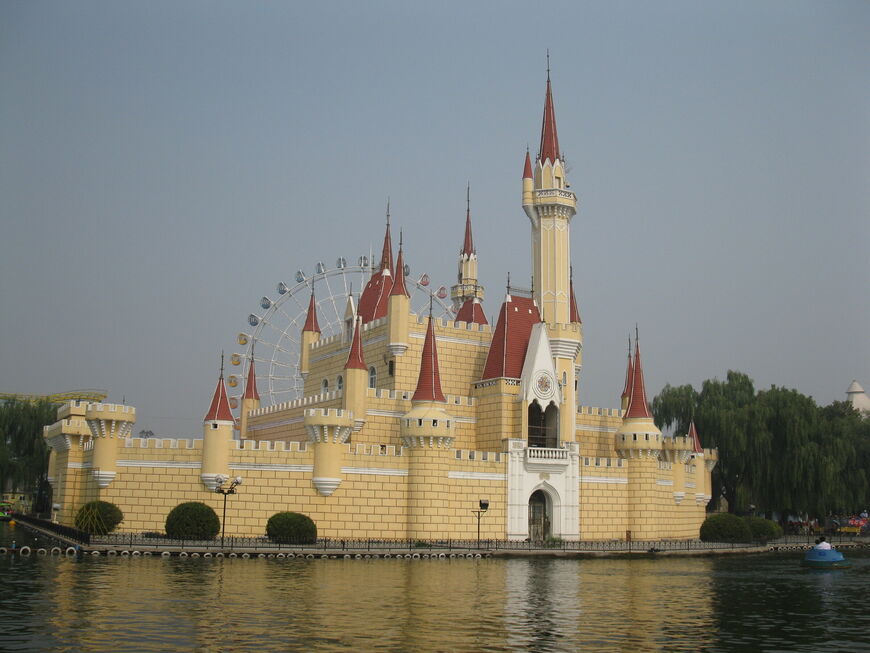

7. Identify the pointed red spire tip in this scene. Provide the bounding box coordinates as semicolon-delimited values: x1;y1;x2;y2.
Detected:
569;278;581;324
243;357;260;401
390;245;409;297
625;338;653;419
620;344;633;401
462;205;474;257
303;291;320;333
412;314;446;402
345;317;367;370
689;421;703;453
539;76;561;163
205;373;234;422
523;150;533;179
380;210;394;274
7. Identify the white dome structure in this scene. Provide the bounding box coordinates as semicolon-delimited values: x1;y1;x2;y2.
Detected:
846;380;870;415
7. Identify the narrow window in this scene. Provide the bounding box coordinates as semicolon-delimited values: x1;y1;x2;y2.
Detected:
336;375;344;391
321;379;329;393
368;366;377;389
388;360;395;376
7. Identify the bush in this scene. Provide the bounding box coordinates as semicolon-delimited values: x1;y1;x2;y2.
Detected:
74;500;124;535
165;502;220;540
744;516;783;542
699;513;752;543
266;512;317;544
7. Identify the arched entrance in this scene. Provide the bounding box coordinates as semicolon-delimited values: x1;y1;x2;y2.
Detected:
528;490;551;541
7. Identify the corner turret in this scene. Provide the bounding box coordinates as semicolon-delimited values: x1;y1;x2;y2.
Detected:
358;205;394;323
238;352;261;439
343;316;368;431
615;334;662;457
201;357;235;490
388;235;410;356
299;289;321;379
450;185;485;311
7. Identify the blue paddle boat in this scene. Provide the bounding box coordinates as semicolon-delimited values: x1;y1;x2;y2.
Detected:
802;547;850;569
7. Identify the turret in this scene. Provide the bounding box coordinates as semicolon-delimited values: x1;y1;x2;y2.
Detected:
620;337;633;412
299;290;321;378
388;236;410;356
401;309;455;539
86;402;136;489
238;352;261;440
450;185;485;310
343;316;368;431
615;335;662;456
201;359;235;490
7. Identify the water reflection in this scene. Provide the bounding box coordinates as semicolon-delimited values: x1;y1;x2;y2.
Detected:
2;524;869;652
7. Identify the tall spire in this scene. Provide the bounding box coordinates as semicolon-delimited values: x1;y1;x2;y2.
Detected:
620;335;633;402
390;231;409;297
412;305;446;402
204;355;234;422
380;199;394;273
344;316;367;370
243;350;260;400
461;183;474;256
625;329;653;419
538;57;561;163
303;289;320;333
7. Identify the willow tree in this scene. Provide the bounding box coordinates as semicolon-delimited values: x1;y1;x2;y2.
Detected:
0;399;57;511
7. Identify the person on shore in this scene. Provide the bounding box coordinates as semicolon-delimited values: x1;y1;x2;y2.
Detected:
815;536;832;550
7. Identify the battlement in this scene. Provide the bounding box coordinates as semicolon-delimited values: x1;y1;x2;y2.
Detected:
235;439;308;452
453;448;504;463
309;317;387;352
123;437;201;449
578;406;622;417
57;400;88;420
86;403;136;417
249;389;342;417
582;456;625;468
413;313;491;333
365;387;475;406
663;435;692;449
304;407;351;419
44;418;89;438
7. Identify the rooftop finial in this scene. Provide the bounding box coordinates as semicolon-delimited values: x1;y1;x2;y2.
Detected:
546;49;550;80
467;181;470;213
220;351;225;379
386;197;390;226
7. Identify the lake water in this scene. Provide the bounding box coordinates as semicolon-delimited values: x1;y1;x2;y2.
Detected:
2;523;869;652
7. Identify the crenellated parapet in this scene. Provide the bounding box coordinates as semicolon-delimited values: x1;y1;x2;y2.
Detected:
614;426;663;459
662;435;693;464
303;407;354;444
84;403;136;488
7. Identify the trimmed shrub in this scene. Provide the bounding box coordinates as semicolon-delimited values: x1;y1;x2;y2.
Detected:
165;502;220;540
74;500;124;535
266;512;317;544
744;516;783;542
699;513;752;543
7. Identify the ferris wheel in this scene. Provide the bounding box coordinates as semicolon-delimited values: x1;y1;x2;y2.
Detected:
228;256;454;411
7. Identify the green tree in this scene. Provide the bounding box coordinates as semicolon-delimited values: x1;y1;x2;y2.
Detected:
0;399;57;512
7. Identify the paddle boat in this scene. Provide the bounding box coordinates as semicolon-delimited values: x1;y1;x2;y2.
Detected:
0;502;12;522
801;546;851;569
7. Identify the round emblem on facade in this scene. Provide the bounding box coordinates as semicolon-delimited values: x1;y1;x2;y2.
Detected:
535;372;554;398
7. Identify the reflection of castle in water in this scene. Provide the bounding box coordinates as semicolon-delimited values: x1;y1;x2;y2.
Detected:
44;71;717;542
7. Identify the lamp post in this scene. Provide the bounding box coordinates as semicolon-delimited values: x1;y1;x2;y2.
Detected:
214;475;243;549
472;499;489;549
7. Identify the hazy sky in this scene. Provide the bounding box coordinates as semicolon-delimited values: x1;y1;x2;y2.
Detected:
1;1;867;437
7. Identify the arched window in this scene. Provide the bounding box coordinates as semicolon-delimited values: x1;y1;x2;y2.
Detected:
528;400;559;448
336;375;344;391
321;379;329;393
368;366;377;389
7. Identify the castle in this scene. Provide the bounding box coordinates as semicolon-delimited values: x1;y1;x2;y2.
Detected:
44;73;717;542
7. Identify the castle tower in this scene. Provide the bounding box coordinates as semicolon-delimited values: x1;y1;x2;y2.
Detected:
343;316;368;431
401;307;455;539
451;185;485;311
522;69;582;443
238;352;261;440
388;235;410;356
86;402;136;489
358;207;394;324
620;337;634;412
201;359;235;490
615;335;664;539
299;290;321;379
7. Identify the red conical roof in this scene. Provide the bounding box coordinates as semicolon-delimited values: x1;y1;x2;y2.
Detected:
390;245;409;297
303;291;320;333
243;357;260;401
620;345;633;402
523;150;533;179
412;314;445;402
481;295;541;380
624;339;653;419
569;278;581;324
688;421;703;453
344;317;367;370
358;217;394;323
539;75;561;163
205;373;234;423
455;297;488;325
